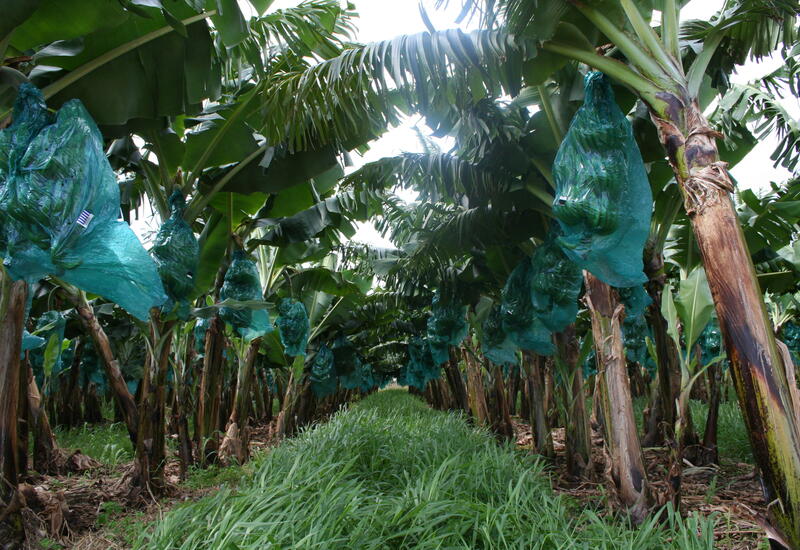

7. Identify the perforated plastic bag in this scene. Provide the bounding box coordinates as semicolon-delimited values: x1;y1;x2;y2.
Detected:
151;191;199;318
623;314;650;368
0;84;166;320
403;336;440;390
310;344;337;398
530;235;582;332
22;330;45;355
617;285;651;318
481;304;518;366
220;250;271;341
552;72;652;287
426;291;467;365
193;317;210;354
358;361;376;393
276;298;309;357
501;258;554;356
699;320;723;365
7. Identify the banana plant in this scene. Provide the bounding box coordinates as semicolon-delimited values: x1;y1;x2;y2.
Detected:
660;266;724;509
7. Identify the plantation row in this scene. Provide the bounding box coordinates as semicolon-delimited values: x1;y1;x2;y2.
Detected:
1;1;800;549
138;390;718;550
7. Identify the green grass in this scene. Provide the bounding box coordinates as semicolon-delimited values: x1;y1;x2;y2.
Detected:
54;422;133;466
137;390;716;550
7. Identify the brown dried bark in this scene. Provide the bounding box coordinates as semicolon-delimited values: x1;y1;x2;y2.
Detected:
585;272;651;523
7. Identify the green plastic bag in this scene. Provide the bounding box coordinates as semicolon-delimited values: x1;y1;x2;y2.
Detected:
276;298;309;357
623;314;651;368
530;235;582;332
193;317;210;354
334;337;364;391
699;320;724;366
501;259;554;356
220;250;272;341
151;191;199;318
0;84;166;320
618;285;651;318
427;291;468;365
310;344;337;398
402;336;440;390
358;361;376;393
552;72;652;287
481;304;518;366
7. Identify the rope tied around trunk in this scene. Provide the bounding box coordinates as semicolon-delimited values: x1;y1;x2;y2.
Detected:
683;160;733;216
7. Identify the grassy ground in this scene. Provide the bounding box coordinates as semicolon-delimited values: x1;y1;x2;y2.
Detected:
135;390;716;550
54;422;133;466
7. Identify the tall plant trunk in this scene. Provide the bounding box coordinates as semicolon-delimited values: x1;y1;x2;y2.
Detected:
219;338;261;464
642;251;679;447
16;356;28;482
261;370;273;424
556;326;593;479
132;314;176;497
523;351;553;458
196;316;226;466
490;365;514;440
0;279;27;547
444;349;469;414
27;366;64;475
463;347;489;427
58;339;84;428
74;295;138;444
699;356;722;466
654;99;800;548
275;370;296;438
507;366;520;416
171;333;195;481
584;272;651;523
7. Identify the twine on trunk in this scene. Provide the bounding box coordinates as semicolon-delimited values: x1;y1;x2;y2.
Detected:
683;161;733;216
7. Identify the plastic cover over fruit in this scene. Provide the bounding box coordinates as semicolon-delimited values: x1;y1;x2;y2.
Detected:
310;344;337;398
530;234;582;332
426;290;468;365
481;304;518;366
552;72;652;287
501;258;554;356
401;336;440;390
151;191;199;319
0;84;166;320
617;284;652;318
276;298;309;357
220;250;272;341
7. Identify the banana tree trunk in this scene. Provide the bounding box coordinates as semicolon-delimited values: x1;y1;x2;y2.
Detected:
523;351;553;458
584;272;651;523
0;279;27;547
642;251;679;446
463;347;489;426
74;296;138;444
58;338;84;428
132;313;176;497
219;338;261;464
196;316;226;466
26;365;64;475
654;99;800;548
490;365;514;441
444;349;469;414
556;326;593;479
